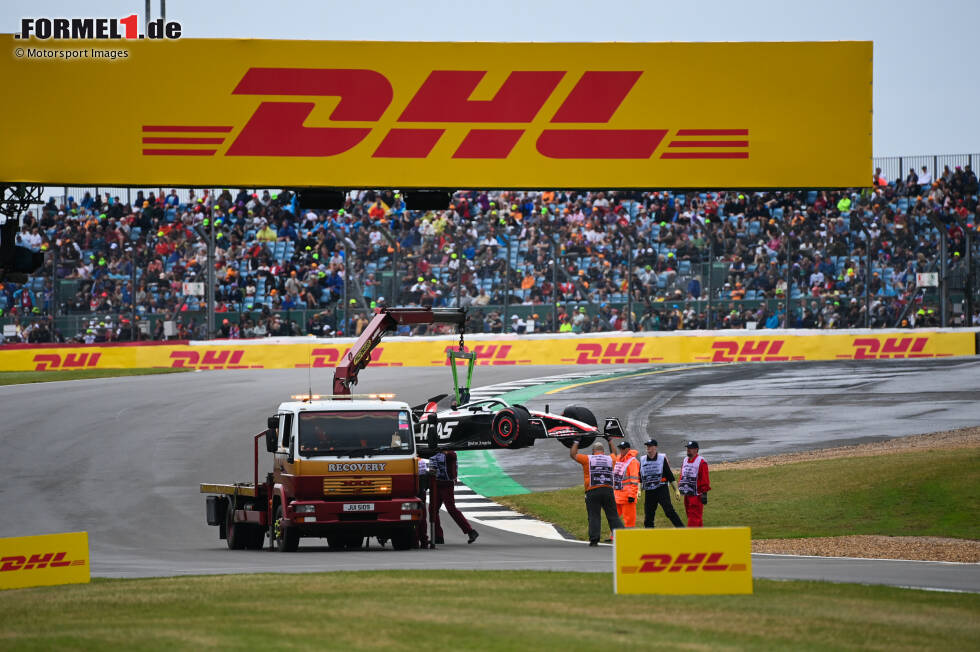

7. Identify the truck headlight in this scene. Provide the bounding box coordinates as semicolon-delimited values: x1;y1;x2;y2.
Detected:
401;501;418;511
294;504;316;514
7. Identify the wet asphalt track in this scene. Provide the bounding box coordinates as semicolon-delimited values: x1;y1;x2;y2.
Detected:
1;358;978;592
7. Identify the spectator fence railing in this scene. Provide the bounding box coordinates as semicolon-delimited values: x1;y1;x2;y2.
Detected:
872;153;977;187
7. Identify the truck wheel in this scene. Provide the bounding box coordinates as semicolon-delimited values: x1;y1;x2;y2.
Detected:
391;527;415;551
244;526;266;550
559;406;597;449
225;501;246;550
491;407;529;448
344;534;365;549
273;505;299;552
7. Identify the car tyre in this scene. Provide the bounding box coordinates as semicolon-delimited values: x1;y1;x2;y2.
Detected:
559;406;597;449
491;407;529;447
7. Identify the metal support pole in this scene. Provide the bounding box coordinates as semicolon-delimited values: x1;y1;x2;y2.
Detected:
615;222;634;330
626;242;633;330
776;220;793;327
927;214;949;327
391;247;398;305
503;238;510;326
160;0;166;21
865;230;872;328
456;253;462;307
377;226;399;306
551;240;558;332
951;215;975;327
206;221;215;340
50;244;58;341
706;235;714;329
145;0;150;33
342;239;349;334
131;244;138;340
964;226;974;326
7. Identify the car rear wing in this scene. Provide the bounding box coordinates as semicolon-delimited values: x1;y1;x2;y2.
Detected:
603;418;625;439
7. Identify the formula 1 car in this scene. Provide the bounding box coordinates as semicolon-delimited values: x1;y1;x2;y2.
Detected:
412;395;625;454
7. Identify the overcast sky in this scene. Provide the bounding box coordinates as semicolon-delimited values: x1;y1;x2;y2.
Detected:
5;0;978;157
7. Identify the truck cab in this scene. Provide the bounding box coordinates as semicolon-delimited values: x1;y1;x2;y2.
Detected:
201;395;425;552
267;398;424;551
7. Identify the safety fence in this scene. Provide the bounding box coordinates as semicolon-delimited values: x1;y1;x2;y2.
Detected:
0;329;974;372
4;293;966;344
872;153;978;187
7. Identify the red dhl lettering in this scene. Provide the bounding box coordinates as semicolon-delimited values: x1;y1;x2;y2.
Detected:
298;347;399;369
169;349;259;369
573;342;657;364
706;340;797;363
440;344;530;365
0;552;85;572
142;68;749;160
620;552;745;574
844;337;935;360
32;352;102;371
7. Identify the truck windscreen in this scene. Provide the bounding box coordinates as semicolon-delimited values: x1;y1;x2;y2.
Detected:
298;410;414;457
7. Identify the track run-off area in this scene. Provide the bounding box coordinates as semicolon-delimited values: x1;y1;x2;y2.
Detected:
1;357;978;592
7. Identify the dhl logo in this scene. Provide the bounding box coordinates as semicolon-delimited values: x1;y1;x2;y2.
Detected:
32;352;101;371
298;347;400;368
169;349;263;369
697;340;804;363
841;337;948;360
620;552;746;574
437;344;531;366
0;552;86;572
141;68;749;160
565;342;661;364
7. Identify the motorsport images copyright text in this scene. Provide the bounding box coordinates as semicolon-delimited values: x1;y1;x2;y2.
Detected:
14;46;129;60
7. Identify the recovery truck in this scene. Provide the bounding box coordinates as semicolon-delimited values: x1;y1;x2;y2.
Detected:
200;307;623;550
200;308;468;551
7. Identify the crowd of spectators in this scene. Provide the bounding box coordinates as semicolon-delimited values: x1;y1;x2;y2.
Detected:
2;164;979;343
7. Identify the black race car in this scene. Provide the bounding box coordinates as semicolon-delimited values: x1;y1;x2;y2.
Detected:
412;395;624;454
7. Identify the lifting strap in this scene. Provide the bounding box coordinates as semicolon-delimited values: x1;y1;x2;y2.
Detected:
447;328;476;405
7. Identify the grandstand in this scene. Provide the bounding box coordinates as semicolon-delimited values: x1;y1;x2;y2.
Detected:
2;157;978;343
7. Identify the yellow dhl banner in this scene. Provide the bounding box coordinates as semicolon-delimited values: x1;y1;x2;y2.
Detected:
0;331;971;372
0;37;870;188
0;532;90;591
614;527;752;595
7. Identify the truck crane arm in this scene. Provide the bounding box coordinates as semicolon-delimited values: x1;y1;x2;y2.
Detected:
333;307;466;395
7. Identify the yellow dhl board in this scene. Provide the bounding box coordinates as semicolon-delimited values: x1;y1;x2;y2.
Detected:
0;532;90;591
0;37;870;188
614;527;752;595
0;331;971;372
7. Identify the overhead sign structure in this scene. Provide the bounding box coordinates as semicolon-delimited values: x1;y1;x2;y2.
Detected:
0;37;871;188
613;527;753;595
0;531;90;591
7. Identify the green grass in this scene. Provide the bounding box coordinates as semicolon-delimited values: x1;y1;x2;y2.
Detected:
0;571;976;650
499;448;980;541
0;368;190;385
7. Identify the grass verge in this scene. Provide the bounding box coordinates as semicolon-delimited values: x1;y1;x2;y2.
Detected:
498;448;980;542
1;571;977;650
0;368;190;386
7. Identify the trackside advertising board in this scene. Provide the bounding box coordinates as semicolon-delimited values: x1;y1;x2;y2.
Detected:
0;532;90;591
613;527;752;595
0;37;870;188
0;330;971;372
